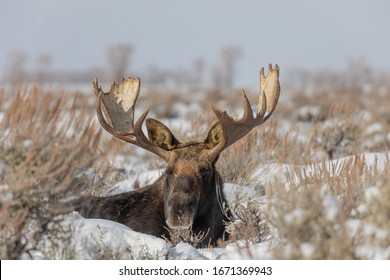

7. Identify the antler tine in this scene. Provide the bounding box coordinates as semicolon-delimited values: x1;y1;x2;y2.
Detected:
259;64;280;121
94;77;170;161
207;64;280;161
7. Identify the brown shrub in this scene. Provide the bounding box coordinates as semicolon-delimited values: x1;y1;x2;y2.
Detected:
0;85;113;259
266;154;390;259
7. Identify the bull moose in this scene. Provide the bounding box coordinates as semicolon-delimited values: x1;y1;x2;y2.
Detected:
73;64;280;247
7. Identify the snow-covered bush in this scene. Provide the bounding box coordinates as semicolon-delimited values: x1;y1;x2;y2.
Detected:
0;86;113;259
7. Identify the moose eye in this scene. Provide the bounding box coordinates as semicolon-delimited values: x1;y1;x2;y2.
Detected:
200;168;212;181
166;168;177;179
188;201;196;210
166;168;174;175
166;168;173;175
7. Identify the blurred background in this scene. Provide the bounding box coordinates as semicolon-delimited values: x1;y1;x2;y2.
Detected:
1;0;389;88
2;0;390;261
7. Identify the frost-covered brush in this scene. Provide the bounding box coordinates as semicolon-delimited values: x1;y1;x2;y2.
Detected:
74;64;280;247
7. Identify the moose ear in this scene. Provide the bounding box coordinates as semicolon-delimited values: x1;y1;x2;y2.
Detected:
146;118;179;150
204;123;223;148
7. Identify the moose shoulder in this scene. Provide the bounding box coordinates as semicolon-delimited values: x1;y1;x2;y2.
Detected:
74;64;280;247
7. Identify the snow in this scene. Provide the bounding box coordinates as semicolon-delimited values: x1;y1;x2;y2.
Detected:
284;208;305;225
64;212;170;259
168;242;208;260
3;85;389;259
61;211;276;260
55;171;279;260
55;151;390;260
300;243;315;258
346;219;362;237
2;80;390;262
364;186;381;200
365;123;383;135
109;169;163;194
322;194;339;221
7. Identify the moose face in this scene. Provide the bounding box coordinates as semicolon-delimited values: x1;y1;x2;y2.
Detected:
145;118;221;230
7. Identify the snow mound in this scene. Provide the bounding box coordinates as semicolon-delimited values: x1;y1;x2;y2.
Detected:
65;212;170;259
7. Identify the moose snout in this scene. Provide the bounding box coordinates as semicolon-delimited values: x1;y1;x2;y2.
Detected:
165;200;197;230
166;221;192;230
165;207;195;230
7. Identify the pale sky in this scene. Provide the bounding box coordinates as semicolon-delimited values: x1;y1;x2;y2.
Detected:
0;0;389;85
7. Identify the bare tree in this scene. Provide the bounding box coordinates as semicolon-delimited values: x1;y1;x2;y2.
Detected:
4;50;27;85
212;46;242;88
192;58;205;86
106;43;134;81
345;57;373;87
35;54;52;83
221;46;242;87
212;65;224;88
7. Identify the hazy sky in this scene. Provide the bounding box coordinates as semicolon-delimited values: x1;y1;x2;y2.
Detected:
0;0;389;85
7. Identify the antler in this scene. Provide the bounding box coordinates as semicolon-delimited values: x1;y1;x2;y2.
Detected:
93;77;171;161
207;64;280;161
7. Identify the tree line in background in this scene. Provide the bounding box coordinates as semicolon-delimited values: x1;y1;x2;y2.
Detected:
2;43;243;88
2;43;390;88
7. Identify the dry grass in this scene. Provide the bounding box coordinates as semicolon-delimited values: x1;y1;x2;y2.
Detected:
209;80;390;259
265;154;390;259
1;72;390;259
225;186;269;245
165;227;210;248
0;85;115;259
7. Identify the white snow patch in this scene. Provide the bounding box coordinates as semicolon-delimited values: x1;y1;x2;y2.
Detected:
364;186;381;200
64;212;170;259
284;208;305;225
356;245;390;259
365;123;383;135
346;219;362;237
300;243;315;258
109;169;163;194
168;242;207;260
202;240;274;260
322;194;339;221
251;163;291;185
0;184;12;203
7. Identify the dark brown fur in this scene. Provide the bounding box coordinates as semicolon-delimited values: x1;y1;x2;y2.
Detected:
73;121;231;247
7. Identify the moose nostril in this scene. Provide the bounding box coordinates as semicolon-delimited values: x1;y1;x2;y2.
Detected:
166;220;192;230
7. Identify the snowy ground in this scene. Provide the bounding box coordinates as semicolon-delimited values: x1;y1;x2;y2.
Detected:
59;152;390;260
2;81;389;260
